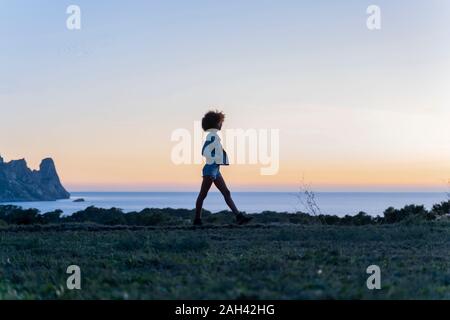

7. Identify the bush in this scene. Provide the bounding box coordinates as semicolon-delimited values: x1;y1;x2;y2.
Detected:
66;206;126;225
41;210;63;224
384;205;433;223
0;201;447;227
340;212;375;226
431;201;450;216
0;206;41;225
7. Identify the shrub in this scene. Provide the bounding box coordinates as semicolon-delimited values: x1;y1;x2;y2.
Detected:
0;206;41;225
431;201;450;216
384;205;433;223
65;206;127;225
0;201;447;227
41;210;63;224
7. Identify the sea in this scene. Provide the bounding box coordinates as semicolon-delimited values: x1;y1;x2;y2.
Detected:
1;192;447;217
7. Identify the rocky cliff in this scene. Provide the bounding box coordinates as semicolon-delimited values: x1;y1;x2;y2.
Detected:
0;156;70;202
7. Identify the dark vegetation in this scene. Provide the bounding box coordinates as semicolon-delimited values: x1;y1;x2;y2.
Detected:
0;201;449;227
1;222;450;299
0;201;449;299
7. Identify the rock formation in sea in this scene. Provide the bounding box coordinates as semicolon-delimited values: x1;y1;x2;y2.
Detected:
0;156;70;202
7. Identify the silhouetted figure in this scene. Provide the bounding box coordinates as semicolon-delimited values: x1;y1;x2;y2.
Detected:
194;111;252;226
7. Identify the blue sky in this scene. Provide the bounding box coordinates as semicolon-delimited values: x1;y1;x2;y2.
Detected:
0;1;449;191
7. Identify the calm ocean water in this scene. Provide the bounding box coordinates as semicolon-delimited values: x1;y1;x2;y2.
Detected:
1;192;447;217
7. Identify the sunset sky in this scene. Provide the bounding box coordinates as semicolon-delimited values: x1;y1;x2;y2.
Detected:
1;0;449;192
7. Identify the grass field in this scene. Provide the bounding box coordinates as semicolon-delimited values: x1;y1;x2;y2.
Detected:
1;222;449;300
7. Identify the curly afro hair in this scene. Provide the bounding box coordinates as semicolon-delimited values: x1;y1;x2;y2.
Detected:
201;110;225;131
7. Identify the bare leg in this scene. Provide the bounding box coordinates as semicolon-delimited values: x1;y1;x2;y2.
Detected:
195;177;214;219
214;175;239;215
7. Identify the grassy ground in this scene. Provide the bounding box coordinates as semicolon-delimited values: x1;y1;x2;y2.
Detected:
0;222;449;299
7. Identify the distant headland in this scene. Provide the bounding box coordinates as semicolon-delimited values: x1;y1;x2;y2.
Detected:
0;156;70;202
